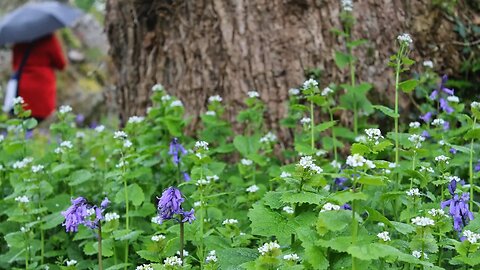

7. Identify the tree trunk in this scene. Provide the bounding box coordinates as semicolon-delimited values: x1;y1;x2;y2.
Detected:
105;0;463;134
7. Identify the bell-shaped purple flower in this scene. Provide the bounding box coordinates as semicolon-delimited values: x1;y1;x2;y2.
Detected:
439;75;454;95
168;138;187;165
420;112;433;123
441;192;473;232
421;130;430;138
449;148;457;154
443;121;450;131
439;98;454;114
62;197;89;232
157;187;185;220
475;160;480;173
183;172;191;182
181;208;196;223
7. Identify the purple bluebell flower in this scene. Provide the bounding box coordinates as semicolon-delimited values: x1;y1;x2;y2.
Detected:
429;90;438;100
438;75;454;96
475;161;480;173
443;121;450;131
441;191;473;232
90;121;98;129
101;197;110;209
168;138;187;165
76;114;85;125
333;177;348;191
449;148;457;154
448;180;457;196
157;187;184;220
421;130;430;139
420;112;433;123
181;209;196;223
183;172;191;182
62;197;89;232
439;98;454;114
25;130;34;140
342;203;352;210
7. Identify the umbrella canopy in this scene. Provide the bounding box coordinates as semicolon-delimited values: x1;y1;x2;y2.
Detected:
0;1;83;45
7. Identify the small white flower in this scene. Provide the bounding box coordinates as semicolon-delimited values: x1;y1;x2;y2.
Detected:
365;160;376;169
412;250;428;259
280;171;291;178
365;128;383;143
20;226;29;233
195;152;205;160
406;188;421;197
408;134;425;148
330;160;342;169
341;0;353;11
397;33;413;45
0;134;4;143
283;206;294;214
208;95;223;103
76;131;85;138
136;264;154;270
205;250;218;263
288;88;300;96
12;157;33;169
66;259;77;266
303;78;318;90
86;208;95;216
196;179;211;186
411;216;435;227
246;185;259;193
447;96;459;103
316;150;327;156
176;250;189;257
194;201;203;207
346;154;367;168
431;118;445;126
205;111;216;116
449;176;462;182
151;234;166;241
59;105;72;114
321;203;341;212
435;155;450;164
409;122;421;129
161;95;171;102
321;86;334;96
95;125;105;132
259;132;277;143
297;156;323;174
222;219;239;225
31;165;44;173
428;209;446;217
15;196;29;203
163;256;182;266
377;231;391;242
472;101;480;110
258;241;280;255
206;175;219;182
355;135;367;143
423;60;434;68
151;216;163;224
170;100;183;107
60;141;73;149
13;96;24;105
463;230;480;244
105;212;120;222
420;166;434;173
300;117;311;125
152;83;164;92
128;116;144;124
195;141;209;150
247;91;260;98
114;131;128;140
241;159;253;166
123;140;133;148
378;222;385;227
283;253;300;261
115;160;129;168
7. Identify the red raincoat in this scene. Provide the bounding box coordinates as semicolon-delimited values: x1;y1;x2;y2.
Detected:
13;34;66;118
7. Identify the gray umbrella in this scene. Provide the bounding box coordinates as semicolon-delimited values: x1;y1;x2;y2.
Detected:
0;1;83;45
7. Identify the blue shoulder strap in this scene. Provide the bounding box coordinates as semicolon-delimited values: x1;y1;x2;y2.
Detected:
14;42;34;94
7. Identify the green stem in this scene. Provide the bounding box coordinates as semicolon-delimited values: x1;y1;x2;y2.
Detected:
329;108;338;162
199;172;205;268
123;169;129;269
40;228;44;265
180;222;185;265
410;151;416;189
351;199;358;270
469;117;477;211
310;100;315;150
98;223;103;270
394;45;405;188
347;34;357;136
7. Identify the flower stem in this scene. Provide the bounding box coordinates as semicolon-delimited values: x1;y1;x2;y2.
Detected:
329;108;338;162
310;100;315;150
123;174;129;269
98;223;103;270
351;199;358;270
180;222;185;265
469;117;477;211
394;45;405;187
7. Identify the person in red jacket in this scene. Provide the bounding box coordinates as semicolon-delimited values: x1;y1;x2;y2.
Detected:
12;34;67;120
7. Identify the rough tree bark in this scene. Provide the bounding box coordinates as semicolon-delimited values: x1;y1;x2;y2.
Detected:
105;0;464;135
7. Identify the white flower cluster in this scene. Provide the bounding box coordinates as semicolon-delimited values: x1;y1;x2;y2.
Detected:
151;234;166;242
151;83;164;92
288;88;300;96
31;165;44;173
66;259;77;266
435;155;450;164
411;216;435;227
463;230;480;244
170;100;183;107
136;264;153;270
164;256;182;266
280;171;291;178
423;60;433;68
321;202;341;212
355;135;367;143
176;250;189;257
377;231;391;242
206;175;219;182
408;134;425;149
241;159;253;166
472;101;480;110
114;131;128;140
196;179;211;186
300;117;311;125
59;105;72;114
297;156;323;174
15;195;29;203
115;160;129;168
303;79;318;90
246;184;259;193
258;241;281;255
321;86;334;96
20;226;30;233
247;91;260;98
420;166;434;173
95;125;105;132
14;96;24;105
105;212;120;222
316;150;327;156
406;188;421;197
206;250;218;263
428;209;446;217
151;216;162;225
431;118;445;126
409;121;421;129
12;157;33;169
341;0;353;11
346;154;375;169
161;95;171;102
412;250;428;259
222;219;239;225
283;253;300;261
0;134;4;143
123;140;133;148
397;33;413;45
259;132;277;143
283;206;294;214
365;128;383;143
205;111;216;116
449;176;462;182
128;116;144;124
208;95;222;103
195;141;209;150
54;141;73;154
447;96;459;103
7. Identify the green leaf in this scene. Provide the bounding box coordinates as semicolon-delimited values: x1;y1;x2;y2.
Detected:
464;129;480;140
113;229;143;241
248;203;295;243
263;191;285;209
69;170;93;186
347;243;404;260
281;191;325;205
314;121;336;133
317;236;351;252
350;143;369;155
23;118;38;129
335;51;351;69
391;221;415;235
331;191;368;205
217;248;258;270
372;140;393;152
127;184;145;207
316;210;351;235
233;135;260;156
399;79;418;93
137;250;162;262
365;207;392;226
373;105;399;118
357;175;386;186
